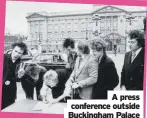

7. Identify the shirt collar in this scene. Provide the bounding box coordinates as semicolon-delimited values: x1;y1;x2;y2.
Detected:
98;54;103;64
133;47;142;56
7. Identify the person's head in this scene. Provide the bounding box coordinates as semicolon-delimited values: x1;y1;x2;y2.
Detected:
128;30;144;51
90;39;107;58
76;41;90;56
43;70;58;88
11;42;27;61
63;38;75;54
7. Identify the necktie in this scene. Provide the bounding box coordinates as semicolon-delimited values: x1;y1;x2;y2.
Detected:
78;57;83;69
131;51;136;63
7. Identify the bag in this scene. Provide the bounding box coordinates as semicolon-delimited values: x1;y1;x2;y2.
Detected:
73;88;81;99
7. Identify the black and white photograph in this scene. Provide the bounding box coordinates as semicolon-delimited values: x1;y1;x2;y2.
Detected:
1;0;146;114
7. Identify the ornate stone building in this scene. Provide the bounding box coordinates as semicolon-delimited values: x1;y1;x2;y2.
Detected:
26;5;146;53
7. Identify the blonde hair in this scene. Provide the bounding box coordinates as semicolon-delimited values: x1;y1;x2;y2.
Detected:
77;41;90;54
43;69;58;82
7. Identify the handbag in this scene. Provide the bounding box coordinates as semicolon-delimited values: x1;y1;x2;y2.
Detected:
72;87;81;99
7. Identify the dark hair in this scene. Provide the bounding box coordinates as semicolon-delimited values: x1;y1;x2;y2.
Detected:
63;38;75;49
143;17;146;32
11;42;28;55
77;41;90;54
128;30;145;47
90;39;106;55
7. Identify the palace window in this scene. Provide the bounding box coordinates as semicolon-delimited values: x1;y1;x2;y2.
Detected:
88;30;92;37
30;33;33;38
100;16;105;35
60;23;65;30
100;16;105;27
67;23;71;29
67;31;71;37
85;18;88;21
30;25;33;32
113;16;118;32
61;31;65;37
35;32;38;39
55;31;58;37
48;24;53;31
54;24;58;31
81;30;85;37
35;24;38;32
40;32;43;40
48;32;52;38
40;24;43;31
78;18;81;22
74;31;78;37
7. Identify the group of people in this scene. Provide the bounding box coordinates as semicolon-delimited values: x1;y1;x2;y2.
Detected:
1;18;145;110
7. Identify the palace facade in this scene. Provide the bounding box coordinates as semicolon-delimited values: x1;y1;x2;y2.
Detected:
26;5;146;53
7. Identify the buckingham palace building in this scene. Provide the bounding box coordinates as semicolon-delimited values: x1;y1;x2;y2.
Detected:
26;5;146;53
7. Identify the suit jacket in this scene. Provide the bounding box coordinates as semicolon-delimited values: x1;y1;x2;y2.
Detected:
66;55;98;99
92;55;119;99
120;48;144;90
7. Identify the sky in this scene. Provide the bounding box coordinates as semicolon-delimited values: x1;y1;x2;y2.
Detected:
5;1;93;36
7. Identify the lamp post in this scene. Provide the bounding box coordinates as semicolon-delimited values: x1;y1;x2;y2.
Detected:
126;13;136;25
92;15;101;40
125;13;136;52
38;32;42;43
38;32;42;53
46;38;49;52
85;18;89;40
86;29;88;40
93;30;101;37
92;14;101;26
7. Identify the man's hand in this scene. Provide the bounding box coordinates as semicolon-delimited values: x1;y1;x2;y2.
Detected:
121;85;126;91
43;99;49;104
48;99;59;107
18;62;25;78
18;68;25;78
66;63;70;69
63;87;72;97
72;82;80;89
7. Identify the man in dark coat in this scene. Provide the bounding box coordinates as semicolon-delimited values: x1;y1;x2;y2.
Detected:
120;30;145;90
63;38;77;74
50;38;77;102
2;42;27;110
54;38;77;83
91;39;119;99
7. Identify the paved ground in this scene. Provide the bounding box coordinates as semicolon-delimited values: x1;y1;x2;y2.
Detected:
16;53;125;101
